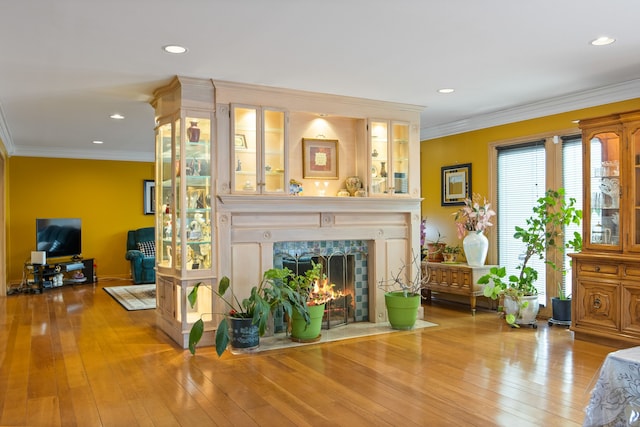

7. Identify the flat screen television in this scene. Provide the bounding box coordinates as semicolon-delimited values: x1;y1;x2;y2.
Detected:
36;218;82;260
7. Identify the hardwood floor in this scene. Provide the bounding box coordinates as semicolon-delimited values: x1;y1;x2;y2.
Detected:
0;280;619;426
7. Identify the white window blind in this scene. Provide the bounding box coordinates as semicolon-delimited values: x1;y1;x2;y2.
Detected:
562;136;583;297
497;141;547;304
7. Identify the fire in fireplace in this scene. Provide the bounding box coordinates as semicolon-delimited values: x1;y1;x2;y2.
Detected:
276;252;357;329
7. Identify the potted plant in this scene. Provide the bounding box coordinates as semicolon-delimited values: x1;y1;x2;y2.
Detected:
187;268;307;356
283;261;336;342
379;252;428;330
479;188;582;327
442;245;462;263
420;218;446;262
549;283;572;326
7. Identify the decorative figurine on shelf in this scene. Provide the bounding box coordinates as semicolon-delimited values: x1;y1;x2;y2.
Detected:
236;159;242;171
199;243;211;269
372;149;379;158
187;121;200;142
189;213;205;240
380;161;388;178
289;178;303;196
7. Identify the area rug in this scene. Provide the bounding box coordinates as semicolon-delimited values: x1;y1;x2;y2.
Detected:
234;319;438;354
103;284;156;311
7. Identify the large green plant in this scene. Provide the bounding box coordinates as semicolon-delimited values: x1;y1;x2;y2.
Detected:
479;188;582;325
187;268;309;356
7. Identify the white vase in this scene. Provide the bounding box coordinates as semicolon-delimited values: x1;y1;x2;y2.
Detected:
463;232;488;267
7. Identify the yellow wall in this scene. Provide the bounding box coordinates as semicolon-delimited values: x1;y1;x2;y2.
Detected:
420;98;640;246
7;157;154;283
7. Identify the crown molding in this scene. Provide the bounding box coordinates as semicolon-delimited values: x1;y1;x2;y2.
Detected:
0;103;15;155
420;79;640;141
11;146;153;162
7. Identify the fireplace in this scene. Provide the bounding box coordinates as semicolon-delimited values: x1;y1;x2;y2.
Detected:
218;195;421;326
275;241;367;328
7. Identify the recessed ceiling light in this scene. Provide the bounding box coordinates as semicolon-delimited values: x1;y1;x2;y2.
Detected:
110;113;125;120
92;140;104;144
590;36;615;46
438;88;455;94
163;45;188;54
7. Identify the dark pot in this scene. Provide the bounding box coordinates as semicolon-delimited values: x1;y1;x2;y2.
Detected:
229;317;259;350
551;297;571;322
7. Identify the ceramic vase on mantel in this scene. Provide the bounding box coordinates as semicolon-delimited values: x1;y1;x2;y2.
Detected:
345;176;362;196
463;231;488;267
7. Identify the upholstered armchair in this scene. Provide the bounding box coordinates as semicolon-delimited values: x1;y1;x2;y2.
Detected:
125;227;156;284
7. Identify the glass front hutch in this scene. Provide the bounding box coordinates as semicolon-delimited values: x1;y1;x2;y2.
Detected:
152;77;217;348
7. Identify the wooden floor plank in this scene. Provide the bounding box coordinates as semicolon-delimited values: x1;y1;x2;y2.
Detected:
0;281;619;426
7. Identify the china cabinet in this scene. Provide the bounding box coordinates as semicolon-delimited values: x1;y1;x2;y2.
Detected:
369;120;410;195
151;77;217;348
231;105;287;194
571;109;640;345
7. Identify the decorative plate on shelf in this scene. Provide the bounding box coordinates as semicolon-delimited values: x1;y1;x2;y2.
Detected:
371;165;378;178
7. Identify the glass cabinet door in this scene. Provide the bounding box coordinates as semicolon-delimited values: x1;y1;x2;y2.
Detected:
631;127;640;249
183;116;213;271
370;120;409;195
232;106;259;193
158;122;174;269
370;120;389;195
587;131;621;249
391;122;409;194
232;105;287;194
263;109;286;193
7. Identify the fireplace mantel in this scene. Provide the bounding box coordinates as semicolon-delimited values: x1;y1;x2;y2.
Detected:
216;195;422;324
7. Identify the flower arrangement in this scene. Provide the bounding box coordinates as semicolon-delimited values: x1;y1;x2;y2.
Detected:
453;193;496;239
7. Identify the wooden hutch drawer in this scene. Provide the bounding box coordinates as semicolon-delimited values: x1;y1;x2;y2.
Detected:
576;261;619;277
623;264;640;279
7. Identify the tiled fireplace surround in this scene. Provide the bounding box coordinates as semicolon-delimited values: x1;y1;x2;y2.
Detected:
218;195;422;324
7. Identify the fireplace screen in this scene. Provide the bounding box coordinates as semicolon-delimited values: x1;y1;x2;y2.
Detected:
278;253;356;329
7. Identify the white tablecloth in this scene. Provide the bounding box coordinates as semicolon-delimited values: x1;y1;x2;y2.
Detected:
584;347;640;427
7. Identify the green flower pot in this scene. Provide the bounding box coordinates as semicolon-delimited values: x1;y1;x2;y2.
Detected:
385;291;420;330
291;303;325;342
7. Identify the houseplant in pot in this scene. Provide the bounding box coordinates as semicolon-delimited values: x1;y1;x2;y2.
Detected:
420;217;446;262
549;284;571;326
283;261;336;342
188;268;307;356
379;252;428;330
479;188;582;327
442;245;462;263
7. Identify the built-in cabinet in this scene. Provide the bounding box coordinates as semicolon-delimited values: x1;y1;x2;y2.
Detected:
231;105;288;194
151;77;217;348
152;77;423;349
571;109;640;345
369;120;410;195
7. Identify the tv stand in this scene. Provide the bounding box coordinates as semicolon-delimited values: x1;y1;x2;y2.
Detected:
28;258;95;293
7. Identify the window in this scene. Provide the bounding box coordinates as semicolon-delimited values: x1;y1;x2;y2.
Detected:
561;136;583;296
497;141;547;303
493;135;583;305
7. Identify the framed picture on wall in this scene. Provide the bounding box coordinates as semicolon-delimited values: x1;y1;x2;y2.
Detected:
302;138;339;179
441;163;471;206
143;180;155;215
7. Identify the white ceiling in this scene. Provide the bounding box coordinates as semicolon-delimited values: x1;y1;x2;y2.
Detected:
2;0;640;162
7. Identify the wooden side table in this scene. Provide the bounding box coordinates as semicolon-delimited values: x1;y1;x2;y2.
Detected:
421;261;495;314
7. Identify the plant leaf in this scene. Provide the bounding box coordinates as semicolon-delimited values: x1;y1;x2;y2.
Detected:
215;317;229;357
188;318;204;355
218;276;230;296
187;283;201;309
